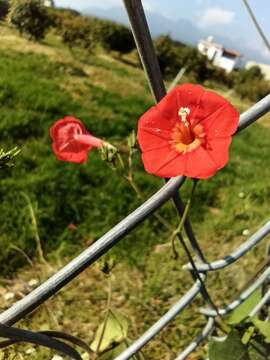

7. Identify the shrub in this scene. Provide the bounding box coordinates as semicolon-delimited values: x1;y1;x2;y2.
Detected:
236;65;264;84
0;0;8;20
59;16;96;53
235;79;270;102
8;0;51;41
98;19;135;54
234;66;270;101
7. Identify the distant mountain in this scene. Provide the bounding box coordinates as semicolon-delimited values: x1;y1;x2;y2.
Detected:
81;6;269;64
82;6;203;46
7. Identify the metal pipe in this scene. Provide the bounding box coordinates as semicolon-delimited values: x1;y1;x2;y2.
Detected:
122;0;202;259
237;93;270;132
249;288;270;317
184;220;270;272
175;317;215;360
122;0;165;102
200;266;270;317
114;280;202;360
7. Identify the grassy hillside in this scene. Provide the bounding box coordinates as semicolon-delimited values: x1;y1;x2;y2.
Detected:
0;23;270;359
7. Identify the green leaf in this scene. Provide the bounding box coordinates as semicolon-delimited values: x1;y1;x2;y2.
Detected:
251;317;270;343
90;310;129;353
226;290;261;325
209;330;250;360
99;340;143;360
242;326;255;345
99;342;128;360
248;340;270;360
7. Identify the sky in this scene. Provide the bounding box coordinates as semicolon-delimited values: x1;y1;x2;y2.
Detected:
54;0;270;63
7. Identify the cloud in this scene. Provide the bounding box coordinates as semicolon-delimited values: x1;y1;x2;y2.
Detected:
244;39;270;62
198;7;235;29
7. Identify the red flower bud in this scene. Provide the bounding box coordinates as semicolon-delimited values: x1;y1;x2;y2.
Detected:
50;116;103;163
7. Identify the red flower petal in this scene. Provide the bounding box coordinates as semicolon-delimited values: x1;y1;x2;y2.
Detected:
138;127;172;152
185;147;217;179
175;83;205;119
196;89;239;139
52;143;88;163
206;137;232;170
142;148;186;178
138;107;174;153
140;106;175;131
157;83;204;122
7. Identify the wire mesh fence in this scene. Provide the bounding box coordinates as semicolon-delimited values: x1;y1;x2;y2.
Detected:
0;0;270;359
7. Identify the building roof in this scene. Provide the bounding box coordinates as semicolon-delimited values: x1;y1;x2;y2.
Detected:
223;48;241;58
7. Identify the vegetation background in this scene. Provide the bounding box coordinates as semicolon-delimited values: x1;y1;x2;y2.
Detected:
0;1;270;359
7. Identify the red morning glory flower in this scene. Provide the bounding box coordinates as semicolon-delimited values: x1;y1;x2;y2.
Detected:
50;116;103;163
137;84;239;179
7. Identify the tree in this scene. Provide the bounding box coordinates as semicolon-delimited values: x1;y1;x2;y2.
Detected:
153;35;210;81
8;0;51;41
177;46;209;82
154;35;179;76
48;6;80;30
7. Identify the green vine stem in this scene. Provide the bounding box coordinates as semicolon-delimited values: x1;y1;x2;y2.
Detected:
101;140;222;321
169;179;198;258
95;273;113;356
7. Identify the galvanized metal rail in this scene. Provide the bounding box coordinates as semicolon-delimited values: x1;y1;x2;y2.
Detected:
0;0;270;359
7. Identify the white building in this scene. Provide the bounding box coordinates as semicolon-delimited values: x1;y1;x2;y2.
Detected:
43;0;55;7
246;61;270;80
198;36;241;73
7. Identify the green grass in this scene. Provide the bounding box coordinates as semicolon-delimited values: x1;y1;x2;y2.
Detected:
0;24;270;359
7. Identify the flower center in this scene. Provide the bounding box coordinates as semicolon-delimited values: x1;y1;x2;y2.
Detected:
171;107;205;153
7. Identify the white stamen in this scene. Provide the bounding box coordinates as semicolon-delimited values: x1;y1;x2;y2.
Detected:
178;107;190;126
